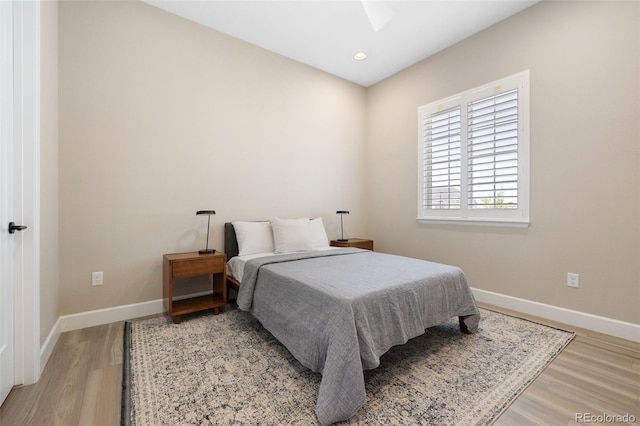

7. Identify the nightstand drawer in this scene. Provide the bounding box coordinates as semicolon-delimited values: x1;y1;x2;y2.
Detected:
330;239;374;251
172;256;224;278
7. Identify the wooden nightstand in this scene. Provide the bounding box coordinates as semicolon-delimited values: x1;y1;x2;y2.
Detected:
330;238;374;251
163;251;227;324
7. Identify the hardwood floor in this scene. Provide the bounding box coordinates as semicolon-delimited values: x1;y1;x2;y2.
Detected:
488;305;640;426
0;322;124;426
1;305;638;426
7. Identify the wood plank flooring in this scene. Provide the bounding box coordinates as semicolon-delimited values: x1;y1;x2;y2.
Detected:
488;305;640;426
1;304;638;426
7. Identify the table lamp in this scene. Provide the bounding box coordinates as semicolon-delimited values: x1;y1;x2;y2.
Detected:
336;210;349;242
196;210;216;254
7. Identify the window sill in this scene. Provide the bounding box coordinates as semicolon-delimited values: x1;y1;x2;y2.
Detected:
417;217;530;228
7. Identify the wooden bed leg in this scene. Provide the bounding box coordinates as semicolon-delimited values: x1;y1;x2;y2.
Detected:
459;316;472;334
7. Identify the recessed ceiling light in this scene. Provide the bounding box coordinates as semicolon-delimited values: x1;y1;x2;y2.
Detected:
353;51;367;61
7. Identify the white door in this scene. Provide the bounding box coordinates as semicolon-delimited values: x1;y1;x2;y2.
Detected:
0;0;39;406
0;0;17;405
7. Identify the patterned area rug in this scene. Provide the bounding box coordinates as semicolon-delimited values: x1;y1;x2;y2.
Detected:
122;306;573;425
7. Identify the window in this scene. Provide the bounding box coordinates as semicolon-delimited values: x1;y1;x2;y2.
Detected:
417;71;529;226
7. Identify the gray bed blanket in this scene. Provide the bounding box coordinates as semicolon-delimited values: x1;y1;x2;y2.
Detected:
237;249;480;425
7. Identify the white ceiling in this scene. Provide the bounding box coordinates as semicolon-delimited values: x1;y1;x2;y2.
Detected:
143;0;539;87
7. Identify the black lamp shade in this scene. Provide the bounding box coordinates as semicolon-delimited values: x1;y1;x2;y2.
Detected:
196;210;216;254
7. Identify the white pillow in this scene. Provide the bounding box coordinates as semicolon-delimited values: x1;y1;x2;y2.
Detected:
232;221;275;256
309;217;330;249
270;217;315;253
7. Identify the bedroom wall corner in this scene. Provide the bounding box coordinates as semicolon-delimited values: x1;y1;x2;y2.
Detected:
39;0;60;350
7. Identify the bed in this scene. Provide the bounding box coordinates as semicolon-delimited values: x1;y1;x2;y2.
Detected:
224;219;480;425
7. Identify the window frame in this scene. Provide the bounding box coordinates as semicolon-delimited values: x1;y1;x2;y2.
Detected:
417;71;530;227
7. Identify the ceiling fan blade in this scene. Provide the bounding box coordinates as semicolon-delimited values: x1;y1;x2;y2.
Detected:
361;0;395;33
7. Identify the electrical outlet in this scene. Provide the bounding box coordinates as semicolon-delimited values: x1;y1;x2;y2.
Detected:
567;272;579;288
92;271;104;286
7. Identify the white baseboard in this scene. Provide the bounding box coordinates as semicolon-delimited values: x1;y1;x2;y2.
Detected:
39;316;61;375
472;288;640;343
59;299;165;333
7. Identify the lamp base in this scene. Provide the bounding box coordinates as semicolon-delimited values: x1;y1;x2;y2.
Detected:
198;249;216;255
336;239;349;242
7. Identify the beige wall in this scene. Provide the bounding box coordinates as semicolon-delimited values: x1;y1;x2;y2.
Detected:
366;1;640;324
40;1;59;344
56;0;639;326
58;1;367;314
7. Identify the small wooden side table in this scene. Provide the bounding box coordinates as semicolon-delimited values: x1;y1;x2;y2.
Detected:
163;251;227;324
330;238;374;251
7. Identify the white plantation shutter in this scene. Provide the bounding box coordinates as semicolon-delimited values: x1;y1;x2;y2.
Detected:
422;107;461;209
467;89;519;209
417;71;529;226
